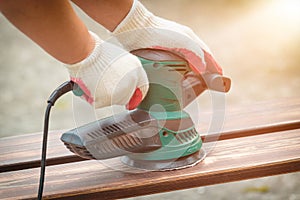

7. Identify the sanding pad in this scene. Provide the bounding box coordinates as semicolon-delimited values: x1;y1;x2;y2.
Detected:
121;149;206;171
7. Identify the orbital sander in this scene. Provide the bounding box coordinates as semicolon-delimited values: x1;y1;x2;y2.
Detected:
60;48;231;171
38;48;231;199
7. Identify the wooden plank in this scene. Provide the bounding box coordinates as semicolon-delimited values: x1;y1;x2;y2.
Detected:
203;120;300;142
0;130;84;173
200;97;300;140
0;129;299;200
0;97;300;172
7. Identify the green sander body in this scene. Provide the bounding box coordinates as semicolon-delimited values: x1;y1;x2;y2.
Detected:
61;48;230;170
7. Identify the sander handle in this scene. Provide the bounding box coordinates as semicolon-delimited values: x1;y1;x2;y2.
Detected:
203;74;231;93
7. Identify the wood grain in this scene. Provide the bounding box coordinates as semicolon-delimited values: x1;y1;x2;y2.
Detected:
1;97;299;173
0;129;299;199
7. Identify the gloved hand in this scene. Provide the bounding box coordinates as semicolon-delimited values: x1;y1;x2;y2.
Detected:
112;0;222;75
66;31;149;110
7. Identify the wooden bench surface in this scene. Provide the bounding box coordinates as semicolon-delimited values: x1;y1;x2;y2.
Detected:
0;97;300;199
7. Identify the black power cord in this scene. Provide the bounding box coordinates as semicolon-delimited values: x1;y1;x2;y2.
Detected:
38;81;76;200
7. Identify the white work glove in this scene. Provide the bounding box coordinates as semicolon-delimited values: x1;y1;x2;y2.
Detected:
112;0;223;75
65;31;149;110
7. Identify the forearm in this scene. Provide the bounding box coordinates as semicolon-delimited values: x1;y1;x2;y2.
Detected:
71;0;133;31
0;0;94;64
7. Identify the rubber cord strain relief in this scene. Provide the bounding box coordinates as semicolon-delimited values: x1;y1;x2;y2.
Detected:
47;81;75;106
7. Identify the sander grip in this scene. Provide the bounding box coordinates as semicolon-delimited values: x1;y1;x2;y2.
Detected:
203;74;231;93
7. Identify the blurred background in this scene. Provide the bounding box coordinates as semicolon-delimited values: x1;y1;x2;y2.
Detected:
0;0;299;199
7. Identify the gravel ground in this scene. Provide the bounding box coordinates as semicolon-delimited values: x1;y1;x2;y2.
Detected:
0;1;299;199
